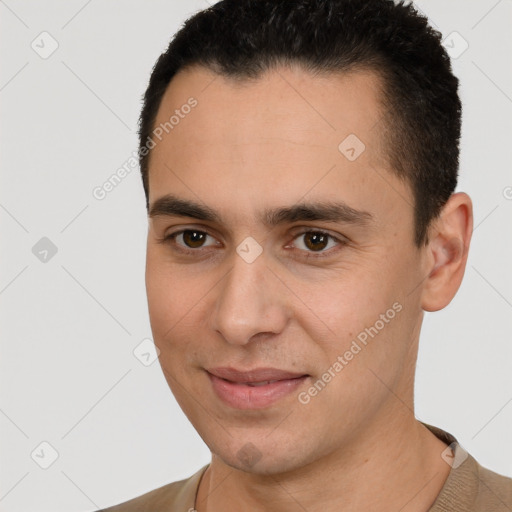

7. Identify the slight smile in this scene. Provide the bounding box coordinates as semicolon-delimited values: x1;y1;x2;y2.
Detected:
206;367;310;409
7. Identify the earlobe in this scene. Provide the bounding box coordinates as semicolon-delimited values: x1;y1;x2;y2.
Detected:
420;192;473;312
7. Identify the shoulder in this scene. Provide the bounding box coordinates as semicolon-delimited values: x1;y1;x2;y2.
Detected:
472;460;512;511
429;444;512;511
96;465;208;512
421;422;512;511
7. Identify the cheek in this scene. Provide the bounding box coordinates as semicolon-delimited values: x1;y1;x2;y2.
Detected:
145;251;216;365
146;246;193;308
289;265;411;382
145;250;191;343
291;269;394;337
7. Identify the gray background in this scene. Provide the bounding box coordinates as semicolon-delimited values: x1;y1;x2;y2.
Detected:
1;1;511;510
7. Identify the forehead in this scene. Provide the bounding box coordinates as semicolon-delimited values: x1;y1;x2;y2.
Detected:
147;64;411;231
151;63;385;157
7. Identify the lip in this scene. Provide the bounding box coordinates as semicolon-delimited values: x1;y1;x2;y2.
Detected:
207;367;309;409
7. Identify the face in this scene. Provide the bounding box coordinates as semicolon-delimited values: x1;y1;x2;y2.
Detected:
145;65;430;475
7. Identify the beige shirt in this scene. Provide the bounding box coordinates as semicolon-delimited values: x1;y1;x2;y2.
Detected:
99;422;512;511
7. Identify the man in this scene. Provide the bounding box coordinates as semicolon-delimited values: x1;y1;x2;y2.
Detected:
101;0;512;510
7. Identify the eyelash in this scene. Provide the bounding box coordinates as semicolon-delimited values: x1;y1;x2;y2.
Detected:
158;228;346;259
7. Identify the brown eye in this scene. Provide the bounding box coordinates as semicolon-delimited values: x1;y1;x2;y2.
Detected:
291;230;341;255
162;229;219;252
182;230;207;248
303;232;329;251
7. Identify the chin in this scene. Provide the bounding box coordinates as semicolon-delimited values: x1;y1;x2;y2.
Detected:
224;452;300;476
209;432;319;477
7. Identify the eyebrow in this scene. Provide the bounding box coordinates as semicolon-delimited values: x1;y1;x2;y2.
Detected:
149;194;373;227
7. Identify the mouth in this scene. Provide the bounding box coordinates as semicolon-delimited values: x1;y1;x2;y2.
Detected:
243;380;282;387
206;367;310;409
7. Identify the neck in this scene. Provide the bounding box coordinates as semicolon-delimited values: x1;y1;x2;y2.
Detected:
195;412;451;512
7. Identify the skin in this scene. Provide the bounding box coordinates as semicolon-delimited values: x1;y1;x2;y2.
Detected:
145;64;473;512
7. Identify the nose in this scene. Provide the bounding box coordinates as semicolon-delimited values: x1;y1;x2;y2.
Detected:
210;249;290;346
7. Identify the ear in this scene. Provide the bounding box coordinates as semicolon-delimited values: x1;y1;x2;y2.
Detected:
420;192;473;312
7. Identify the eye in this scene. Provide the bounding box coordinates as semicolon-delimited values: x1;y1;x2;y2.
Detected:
289;230;344;255
162;229;220;251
